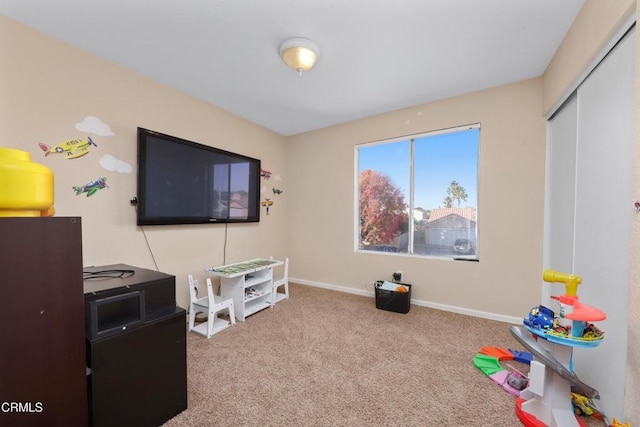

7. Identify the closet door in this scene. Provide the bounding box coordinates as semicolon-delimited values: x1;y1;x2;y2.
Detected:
545;94;577;281
545;27;635;419
572;29;635;418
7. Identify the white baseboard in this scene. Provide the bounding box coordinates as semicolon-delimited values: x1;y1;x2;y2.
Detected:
291;277;522;325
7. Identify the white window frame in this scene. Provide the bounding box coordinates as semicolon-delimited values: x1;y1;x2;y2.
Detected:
354;123;480;260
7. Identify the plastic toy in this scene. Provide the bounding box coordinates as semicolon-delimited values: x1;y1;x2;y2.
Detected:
568;392;635;427
489;368;529;397
510;326;598;398
610;418;631;427
480;346;515;361
473;347;529;397
509;349;533;364
506;366;528;391
571;392;600;418
523;305;555;330
0;147;54;217
472;353;504;376
511;269;607;427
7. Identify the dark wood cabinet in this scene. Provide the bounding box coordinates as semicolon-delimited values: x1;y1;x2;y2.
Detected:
84;265;187;427
0;217;88;427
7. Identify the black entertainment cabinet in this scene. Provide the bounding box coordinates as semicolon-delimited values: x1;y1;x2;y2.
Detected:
84;264;187;427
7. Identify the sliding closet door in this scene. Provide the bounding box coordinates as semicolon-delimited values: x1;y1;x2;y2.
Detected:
545;94;577;280
545;27;635;419
573;28;634;418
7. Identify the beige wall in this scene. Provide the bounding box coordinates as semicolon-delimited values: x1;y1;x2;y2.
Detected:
0;16;289;309
287;78;546;319
543;0;636;114
542;0;638;422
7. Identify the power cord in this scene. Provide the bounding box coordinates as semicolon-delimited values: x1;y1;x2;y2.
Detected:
131;198;160;271
223;223;228;265
140;225;160;271
130;195;227;269
83;269;135;280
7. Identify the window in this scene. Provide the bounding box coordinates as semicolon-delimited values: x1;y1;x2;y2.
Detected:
356;124;479;259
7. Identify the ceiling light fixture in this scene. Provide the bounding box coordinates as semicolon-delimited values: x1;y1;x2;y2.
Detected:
279;38;320;76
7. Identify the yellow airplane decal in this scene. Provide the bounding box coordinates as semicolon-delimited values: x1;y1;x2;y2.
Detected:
39;137;97;159
261;198;274;215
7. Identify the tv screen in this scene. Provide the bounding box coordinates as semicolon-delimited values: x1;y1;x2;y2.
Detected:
137;128;261;225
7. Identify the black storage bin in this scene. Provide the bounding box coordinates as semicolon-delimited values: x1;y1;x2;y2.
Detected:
375;280;411;313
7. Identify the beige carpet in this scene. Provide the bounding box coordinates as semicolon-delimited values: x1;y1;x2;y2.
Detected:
163;283;605;426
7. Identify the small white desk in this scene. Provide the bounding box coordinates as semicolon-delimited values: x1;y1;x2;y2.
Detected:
206;258;283;321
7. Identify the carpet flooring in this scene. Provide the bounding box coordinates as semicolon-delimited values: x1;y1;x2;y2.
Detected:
163;283;605;426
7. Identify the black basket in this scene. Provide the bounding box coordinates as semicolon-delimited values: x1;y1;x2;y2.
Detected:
374;280;411;313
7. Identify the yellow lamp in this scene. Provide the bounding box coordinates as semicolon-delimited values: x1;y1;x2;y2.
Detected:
0;147;55;217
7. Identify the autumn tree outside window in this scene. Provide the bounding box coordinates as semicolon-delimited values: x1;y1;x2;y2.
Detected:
356;124;480;259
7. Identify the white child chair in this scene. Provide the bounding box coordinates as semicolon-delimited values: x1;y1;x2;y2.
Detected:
188;275;236;338
271;257;289;305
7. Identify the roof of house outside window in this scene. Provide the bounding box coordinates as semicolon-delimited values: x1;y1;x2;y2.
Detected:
428;207;477;223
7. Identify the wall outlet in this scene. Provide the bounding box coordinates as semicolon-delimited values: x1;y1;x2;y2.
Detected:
393;271;403;282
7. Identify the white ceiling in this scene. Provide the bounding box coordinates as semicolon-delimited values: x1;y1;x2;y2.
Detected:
1;0;585;136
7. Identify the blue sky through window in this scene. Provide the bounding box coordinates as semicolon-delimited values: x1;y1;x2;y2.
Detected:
358;128;478;210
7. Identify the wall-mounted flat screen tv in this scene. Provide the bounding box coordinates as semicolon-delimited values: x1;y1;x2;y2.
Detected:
137;128;261;225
